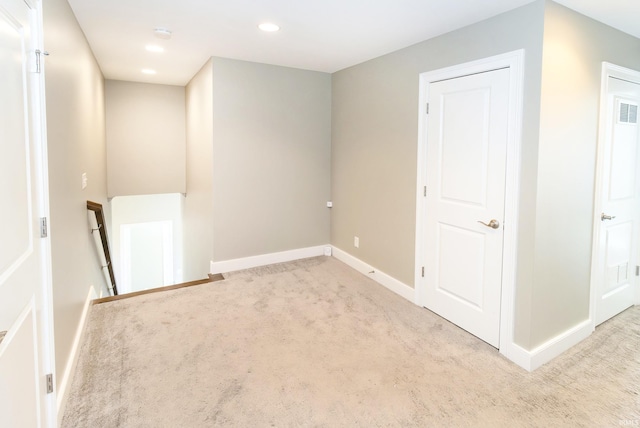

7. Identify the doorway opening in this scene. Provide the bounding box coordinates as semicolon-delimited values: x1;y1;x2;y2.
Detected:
111;193;184;295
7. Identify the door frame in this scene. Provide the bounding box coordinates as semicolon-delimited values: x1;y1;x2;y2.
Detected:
0;0;56;424
589;62;640;330
28;0;57;424
414;50;525;360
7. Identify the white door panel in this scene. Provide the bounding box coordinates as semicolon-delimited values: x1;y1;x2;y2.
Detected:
436;224;486;309
0;0;54;426
121;221;174;293
439;88;491;205
0;0;32;289
595;76;640;325
424;68;510;348
0;301;40;428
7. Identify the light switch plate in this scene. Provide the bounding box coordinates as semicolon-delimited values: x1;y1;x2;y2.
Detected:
81;173;88;190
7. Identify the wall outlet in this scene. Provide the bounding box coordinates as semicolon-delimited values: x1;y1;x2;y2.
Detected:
324;246;332;256
326;201;333;208
354;236;359;248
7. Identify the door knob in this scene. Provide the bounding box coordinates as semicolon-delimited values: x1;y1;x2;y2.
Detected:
601;213;616;221
478;219;500;229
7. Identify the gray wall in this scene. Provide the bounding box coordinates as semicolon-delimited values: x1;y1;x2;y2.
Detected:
184;59;214;280
528;1;640;348
43;0;109;386
331;1;545;290
116;56;333;278
211;58;332;261
105;80;186;197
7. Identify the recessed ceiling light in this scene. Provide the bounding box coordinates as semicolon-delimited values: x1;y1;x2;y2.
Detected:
141;69;157;75
145;45;164;53
258;23;280;32
154;28;172;40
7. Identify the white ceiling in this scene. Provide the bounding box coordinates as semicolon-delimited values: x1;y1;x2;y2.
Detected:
65;0;640;87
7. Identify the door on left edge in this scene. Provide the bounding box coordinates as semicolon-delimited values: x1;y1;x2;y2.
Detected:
0;0;55;426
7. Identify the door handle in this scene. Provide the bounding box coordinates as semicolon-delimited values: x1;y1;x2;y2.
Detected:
478;219;500;229
601;213;616;221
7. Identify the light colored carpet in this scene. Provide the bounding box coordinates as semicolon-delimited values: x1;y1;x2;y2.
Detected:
62;256;640;427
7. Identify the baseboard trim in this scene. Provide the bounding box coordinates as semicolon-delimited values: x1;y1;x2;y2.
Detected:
499;342;533;372
210;245;328;274
331;246;416;303
56;286;96;423
501;319;592;371
528;319;592;371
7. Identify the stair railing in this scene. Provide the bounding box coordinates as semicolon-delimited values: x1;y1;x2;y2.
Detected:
87;201;118;296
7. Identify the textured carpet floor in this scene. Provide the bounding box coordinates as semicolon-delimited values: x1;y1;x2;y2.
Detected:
62;256;640;427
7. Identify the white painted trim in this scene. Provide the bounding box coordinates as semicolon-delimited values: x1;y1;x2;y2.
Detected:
500;342;534;372
528;320;592;371
590;63;640;331
332;246;416;303
498;319;592;372
414;67;429;306
31;1;57;425
497;51;525;364
162;221;174;286
414;50;525;366
209;245;328;274
56;286;96;424
120;224;132;294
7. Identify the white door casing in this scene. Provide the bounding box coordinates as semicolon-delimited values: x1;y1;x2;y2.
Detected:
415;51;524;359
0;0;55;426
591;64;640;327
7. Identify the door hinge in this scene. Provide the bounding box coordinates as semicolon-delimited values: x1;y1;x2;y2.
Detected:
46;374;53;394
426;103;429;114
35;49;49;74
636;266;639;277
424;186;427;197
421;266;425;277
40;217;48;238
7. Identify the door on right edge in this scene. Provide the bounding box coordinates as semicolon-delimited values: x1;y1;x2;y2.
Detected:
595;77;640;326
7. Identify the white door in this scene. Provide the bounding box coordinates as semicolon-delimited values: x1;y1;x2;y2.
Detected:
120;221;174;293
423;68;510;348
0;0;55;426
594;76;640;325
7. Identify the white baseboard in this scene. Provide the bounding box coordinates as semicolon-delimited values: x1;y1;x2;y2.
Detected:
528;319;592;371
56;286;96;424
209;245;329;274
331;246;416;303
501;319;592;371
499;342;534;372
